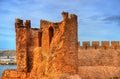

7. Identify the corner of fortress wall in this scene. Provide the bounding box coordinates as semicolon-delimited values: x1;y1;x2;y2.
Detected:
2;12;79;79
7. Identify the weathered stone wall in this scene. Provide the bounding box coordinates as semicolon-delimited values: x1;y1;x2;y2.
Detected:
82;41;90;49
78;42;120;79
2;12;79;79
78;48;120;66
92;41;99;49
78;41;120;67
2;12;120;79
111;41;119;49
46;12;78;76
15;19;29;72
27;28;40;72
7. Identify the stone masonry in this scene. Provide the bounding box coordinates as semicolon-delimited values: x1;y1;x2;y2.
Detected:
2;12;120;79
2;12;79;79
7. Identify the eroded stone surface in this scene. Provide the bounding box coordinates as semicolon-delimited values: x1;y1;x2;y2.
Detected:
2;12;78;79
2;12;120;79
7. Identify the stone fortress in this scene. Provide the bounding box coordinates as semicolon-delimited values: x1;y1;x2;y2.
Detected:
2;12;120;79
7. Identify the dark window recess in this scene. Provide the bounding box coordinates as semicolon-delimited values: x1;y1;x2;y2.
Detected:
39;32;42;47
49;27;54;45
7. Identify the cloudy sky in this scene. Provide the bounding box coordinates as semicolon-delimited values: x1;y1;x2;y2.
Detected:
0;0;120;50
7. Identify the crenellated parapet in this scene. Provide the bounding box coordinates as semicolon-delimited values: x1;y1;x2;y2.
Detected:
15;18;31;29
82;41;90;49
79;41;120;49
111;41;119;49
92;41;99;49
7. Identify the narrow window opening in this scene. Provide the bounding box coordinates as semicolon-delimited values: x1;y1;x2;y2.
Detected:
39;32;42;47
49;27;54;45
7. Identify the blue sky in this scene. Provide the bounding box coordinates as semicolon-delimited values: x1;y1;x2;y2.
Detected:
0;0;120;50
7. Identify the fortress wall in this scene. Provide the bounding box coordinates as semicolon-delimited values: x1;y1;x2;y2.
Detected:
40;20;53;54
2;12;79;79
64;13;78;73
101;41;110;49
111;41;120;49
78;48;120;66
3;12;120;79
92;41;99;49
78;66;120;79
46;12;78;75
82;41;90;49
79;41;120;49
27;28;40;72
15;18;29;72
15;18;41;72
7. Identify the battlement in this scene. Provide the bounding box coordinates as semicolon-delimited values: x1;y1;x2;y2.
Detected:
79;41;120;49
15;12;77;30
62;11;77;21
15;18;31;28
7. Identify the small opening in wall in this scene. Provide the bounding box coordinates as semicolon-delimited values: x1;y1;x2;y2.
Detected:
39;32;42;47
49;27;54;45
